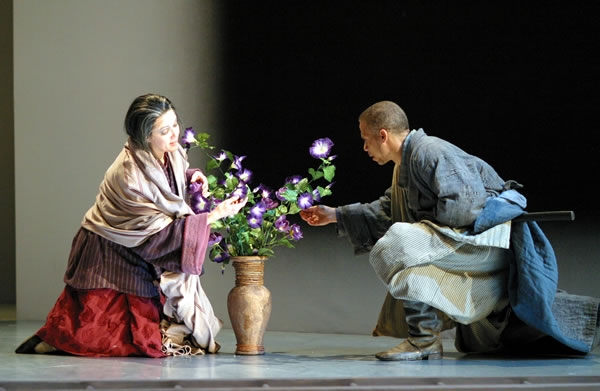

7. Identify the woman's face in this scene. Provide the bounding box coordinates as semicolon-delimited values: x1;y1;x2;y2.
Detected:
147;109;180;161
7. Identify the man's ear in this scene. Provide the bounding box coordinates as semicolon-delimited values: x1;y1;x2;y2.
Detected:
379;128;388;142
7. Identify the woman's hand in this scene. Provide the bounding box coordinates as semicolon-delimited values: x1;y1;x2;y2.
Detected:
299;205;337;226
207;196;248;225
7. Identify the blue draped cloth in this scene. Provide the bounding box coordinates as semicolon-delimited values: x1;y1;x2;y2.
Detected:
472;190;589;353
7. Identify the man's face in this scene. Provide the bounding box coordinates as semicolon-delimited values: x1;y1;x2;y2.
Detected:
359;120;387;165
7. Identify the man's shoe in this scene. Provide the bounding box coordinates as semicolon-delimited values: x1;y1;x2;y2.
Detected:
376;337;443;361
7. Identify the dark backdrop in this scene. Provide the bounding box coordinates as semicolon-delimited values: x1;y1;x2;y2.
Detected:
218;1;600;219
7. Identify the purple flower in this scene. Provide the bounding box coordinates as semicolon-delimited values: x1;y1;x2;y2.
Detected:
248;214;263;229
253;184;271;199
263;197;279;210
191;192;211;214
214;150;228;162
231;155;246;170
212;250;230;264
297;192;314;210
274;215;290;233
275;187;287;201
188;181;203;195
312;188;321;202
290;224;303;240
237;168;253;184
285;175;302;185
208;232;223;246
250;201;267;217
231;185;248;199
182;127;196;148
309;137;334;159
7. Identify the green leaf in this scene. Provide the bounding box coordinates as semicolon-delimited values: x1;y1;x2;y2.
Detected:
317;185;332;198
206;159;221;171
195;132;213;149
324;165;336;182
309;168;324;181
281;189;298;202
288;203;301;214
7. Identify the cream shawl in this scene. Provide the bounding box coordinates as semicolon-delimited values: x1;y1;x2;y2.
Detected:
82;140;194;247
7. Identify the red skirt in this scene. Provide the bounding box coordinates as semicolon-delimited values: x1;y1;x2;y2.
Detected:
35;286;166;357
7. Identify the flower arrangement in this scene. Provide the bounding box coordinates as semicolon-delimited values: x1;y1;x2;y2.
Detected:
182;128;336;269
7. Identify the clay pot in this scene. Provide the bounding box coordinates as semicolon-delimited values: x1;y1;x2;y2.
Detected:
227;256;271;355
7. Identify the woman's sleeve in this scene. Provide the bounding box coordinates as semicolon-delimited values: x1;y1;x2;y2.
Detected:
129;213;210;275
180;213;210;274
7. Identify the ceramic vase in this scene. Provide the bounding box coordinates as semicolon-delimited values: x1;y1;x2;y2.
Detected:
227;256;272;355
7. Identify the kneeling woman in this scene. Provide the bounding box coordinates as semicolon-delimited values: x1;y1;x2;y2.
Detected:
16;93;246;357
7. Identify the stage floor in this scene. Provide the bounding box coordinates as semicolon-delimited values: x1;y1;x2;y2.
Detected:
1;320;600;391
